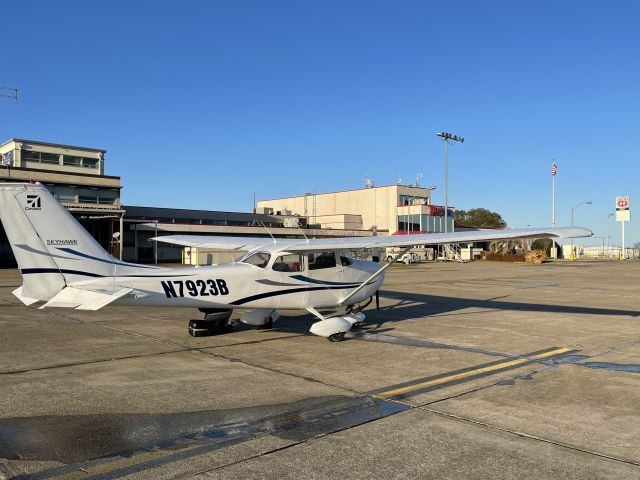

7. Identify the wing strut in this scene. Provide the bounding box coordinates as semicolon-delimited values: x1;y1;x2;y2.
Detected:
338;247;411;306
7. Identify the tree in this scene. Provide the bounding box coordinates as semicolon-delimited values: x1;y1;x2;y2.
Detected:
455;208;507;228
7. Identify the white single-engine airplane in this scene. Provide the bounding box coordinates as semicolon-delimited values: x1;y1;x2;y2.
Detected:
0;183;592;341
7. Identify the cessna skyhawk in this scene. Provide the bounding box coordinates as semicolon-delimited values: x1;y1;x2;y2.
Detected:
0;183;591;341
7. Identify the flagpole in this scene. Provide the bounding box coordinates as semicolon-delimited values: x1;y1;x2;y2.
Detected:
552;159;555;228
551;160;557;259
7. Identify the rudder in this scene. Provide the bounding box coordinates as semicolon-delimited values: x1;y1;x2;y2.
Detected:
0;182;115;301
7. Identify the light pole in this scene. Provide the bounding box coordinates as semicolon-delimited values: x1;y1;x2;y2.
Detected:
436;132;464;234
570;200;592;260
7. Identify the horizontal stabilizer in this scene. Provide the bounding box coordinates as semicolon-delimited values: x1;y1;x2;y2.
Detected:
40;286;132;311
12;286;40;306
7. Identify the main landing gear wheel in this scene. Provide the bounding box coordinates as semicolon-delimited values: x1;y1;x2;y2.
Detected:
189;309;233;337
328;332;346;342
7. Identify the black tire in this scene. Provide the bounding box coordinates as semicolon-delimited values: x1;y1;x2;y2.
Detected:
328;332;346;342
188;319;231;336
386;256;393;262
256;317;274;330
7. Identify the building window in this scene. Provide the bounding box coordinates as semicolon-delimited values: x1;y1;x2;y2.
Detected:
54;186;77;203
97;189;118;205
1;150;14;166
78;188;98;204
63;155;82;166
398;214;421;232
22;150;40;162
399;195;427;206
22;150;60;165
83;158;99;168
40;152;59;164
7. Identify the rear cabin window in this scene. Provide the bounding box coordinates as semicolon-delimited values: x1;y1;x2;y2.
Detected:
241;251;271;268
308;252;337;270
340;255;353;266
272;254;304;272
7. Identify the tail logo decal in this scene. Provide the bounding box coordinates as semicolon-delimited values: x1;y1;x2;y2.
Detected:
25;195;41;210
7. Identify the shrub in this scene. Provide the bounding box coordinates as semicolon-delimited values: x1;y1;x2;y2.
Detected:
525;249;547;264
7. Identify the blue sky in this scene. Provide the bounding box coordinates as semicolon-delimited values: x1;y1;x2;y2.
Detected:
2;0;638;246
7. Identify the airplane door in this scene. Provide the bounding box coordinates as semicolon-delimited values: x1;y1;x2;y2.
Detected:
306;251;343;307
269;253;306;309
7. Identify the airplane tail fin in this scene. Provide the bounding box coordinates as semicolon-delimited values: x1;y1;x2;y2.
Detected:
0;182;118;301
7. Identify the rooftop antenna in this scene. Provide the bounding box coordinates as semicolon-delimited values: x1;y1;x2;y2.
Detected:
415;172;423;187
259;221;277;245
0;87;18;100
364;173;373;189
397;176;402;185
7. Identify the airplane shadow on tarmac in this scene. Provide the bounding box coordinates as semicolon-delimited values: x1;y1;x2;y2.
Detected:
264;289;639;338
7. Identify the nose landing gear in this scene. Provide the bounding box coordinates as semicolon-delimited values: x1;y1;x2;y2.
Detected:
307;306;367;342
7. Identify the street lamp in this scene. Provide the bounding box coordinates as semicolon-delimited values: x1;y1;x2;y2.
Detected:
570;200;592;260
571;200;592;226
436;132;464;234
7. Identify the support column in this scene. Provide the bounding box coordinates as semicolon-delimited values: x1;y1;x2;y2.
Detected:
134;223;138;262
119;213;124;260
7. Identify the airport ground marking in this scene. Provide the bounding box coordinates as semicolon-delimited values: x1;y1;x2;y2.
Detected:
376;347;573;398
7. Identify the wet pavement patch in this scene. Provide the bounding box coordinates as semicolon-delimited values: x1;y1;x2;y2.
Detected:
557;354;591;363
580;362;640;374
1;395;409;479
556;354;640;374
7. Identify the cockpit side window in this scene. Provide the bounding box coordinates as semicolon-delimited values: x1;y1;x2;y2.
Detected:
340;255;353;266
308;251;337;270
240;251;271;268
272;254;304;272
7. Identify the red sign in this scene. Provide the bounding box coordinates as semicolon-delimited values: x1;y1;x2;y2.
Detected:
616;197;630;209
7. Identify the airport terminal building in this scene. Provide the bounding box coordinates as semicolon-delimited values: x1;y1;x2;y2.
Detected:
257;183;455;235
0;138;377;265
0;138;123;264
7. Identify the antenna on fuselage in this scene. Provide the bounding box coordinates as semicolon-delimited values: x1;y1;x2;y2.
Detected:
296;218;309;243
260;221;277;245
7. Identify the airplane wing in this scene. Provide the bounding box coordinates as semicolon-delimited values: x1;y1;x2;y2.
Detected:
150;234;298;252
153;227;592;253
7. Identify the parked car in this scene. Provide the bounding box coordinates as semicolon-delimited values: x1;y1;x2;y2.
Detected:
386;252;420;264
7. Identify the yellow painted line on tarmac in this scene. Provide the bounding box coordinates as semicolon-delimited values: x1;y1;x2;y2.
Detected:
49;443;202;480
378;347;573;398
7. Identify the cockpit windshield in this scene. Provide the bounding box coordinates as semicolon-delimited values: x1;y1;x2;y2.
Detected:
239;251;271;268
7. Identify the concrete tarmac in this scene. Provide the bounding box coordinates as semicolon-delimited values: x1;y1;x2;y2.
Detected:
0;260;639;479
